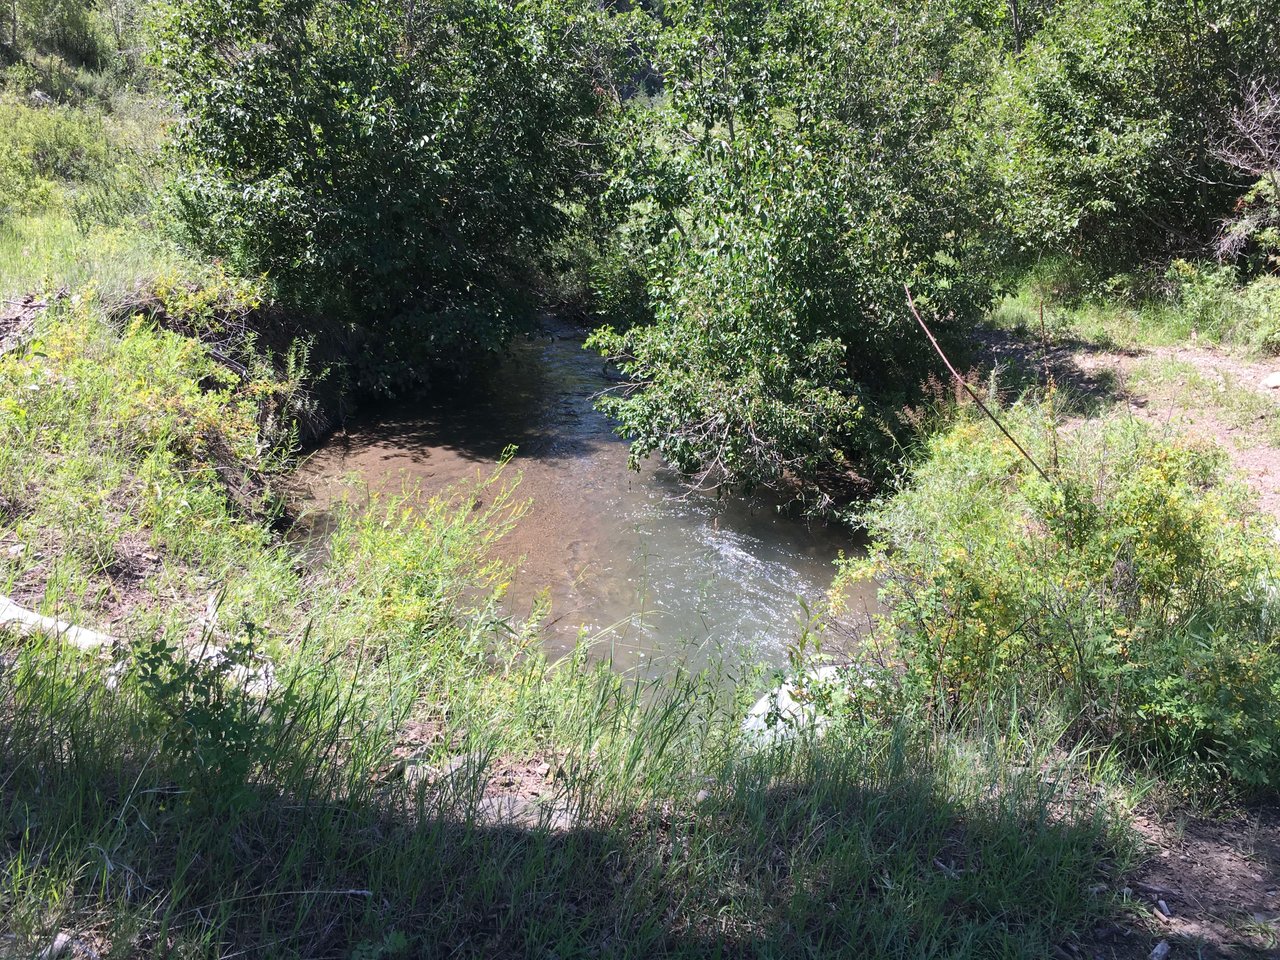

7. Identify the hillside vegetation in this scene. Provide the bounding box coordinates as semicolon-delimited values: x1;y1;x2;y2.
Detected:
1;0;1278;957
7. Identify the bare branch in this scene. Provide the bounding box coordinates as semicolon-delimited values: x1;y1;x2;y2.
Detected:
904;285;1052;484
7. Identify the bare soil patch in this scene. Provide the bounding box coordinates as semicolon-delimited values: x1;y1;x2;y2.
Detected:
1113;807;1280;959
975;328;1280;520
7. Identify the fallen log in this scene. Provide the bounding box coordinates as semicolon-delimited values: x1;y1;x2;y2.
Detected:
0;594;275;695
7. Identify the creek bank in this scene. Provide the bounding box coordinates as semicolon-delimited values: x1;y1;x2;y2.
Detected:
294;317;876;676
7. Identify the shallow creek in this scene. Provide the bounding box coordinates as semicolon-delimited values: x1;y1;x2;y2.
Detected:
294;318;876;677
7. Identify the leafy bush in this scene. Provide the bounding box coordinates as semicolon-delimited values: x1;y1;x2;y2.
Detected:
1239;274;1280;354
1219;175;1280;270
985;0;1279;268
590;0;999;505
851;407;1280;793
156;0;634;395
1151;260;1280;352
0;97;110;219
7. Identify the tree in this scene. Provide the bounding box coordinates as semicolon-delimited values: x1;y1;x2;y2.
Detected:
985;0;1280;269
157;0;633;394
590;0;1000;506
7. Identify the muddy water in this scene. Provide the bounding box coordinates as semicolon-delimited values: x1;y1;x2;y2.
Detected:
295;319;876;677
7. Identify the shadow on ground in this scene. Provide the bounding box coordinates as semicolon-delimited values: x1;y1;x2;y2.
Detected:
969;325;1130;414
1;724;1131;960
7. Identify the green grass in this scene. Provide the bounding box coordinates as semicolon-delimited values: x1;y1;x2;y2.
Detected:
1;627;1132;959
0;86;171;302
0;282;1136;958
0;210;188;303
990;264;1280;355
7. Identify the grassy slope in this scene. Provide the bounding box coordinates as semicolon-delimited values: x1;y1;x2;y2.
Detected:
0;89;1138;960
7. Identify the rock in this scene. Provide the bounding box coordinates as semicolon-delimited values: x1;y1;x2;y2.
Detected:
38;932;74;960
694;788;711;805
1156;899;1171;917
475;795;575;831
1148;940;1171;960
535;762;551;778
741;664;881;745
397;751;483;786
1262;371;1280;389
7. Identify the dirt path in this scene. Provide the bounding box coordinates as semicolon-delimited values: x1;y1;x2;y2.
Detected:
975;328;1280;521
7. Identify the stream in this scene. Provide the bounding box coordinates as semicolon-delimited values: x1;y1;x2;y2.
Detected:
294;318;876;677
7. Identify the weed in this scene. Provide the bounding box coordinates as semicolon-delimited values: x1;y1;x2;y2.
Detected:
850;404;1280;795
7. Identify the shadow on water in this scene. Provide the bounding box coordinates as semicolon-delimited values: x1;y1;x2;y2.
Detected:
340;325;618;467
295;318;878;676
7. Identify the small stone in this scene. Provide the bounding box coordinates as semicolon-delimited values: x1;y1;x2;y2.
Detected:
476;795;575;831
1156;899;1172;917
38;932;74;960
6;543;24;558
694;789;711;804
535;762;551;777
1262;371;1280;389
1148;940;1171;960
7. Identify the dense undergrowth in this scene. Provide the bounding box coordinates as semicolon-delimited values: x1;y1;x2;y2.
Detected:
846;404;1280;798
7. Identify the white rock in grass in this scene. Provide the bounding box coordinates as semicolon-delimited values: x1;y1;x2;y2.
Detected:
1149;941;1171;960
1262;371;1280;389
476;795;576;832
37;932;74;960
741;665;879;745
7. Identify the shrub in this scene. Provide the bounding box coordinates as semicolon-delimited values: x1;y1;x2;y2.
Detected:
156;0;635;396
1239;274;1280;354
1151;260;1280;352
851;406;1280;793
0;97;110;220
590;0;1000;505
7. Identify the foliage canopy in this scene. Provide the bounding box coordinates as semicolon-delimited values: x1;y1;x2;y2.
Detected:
156;0;634;393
